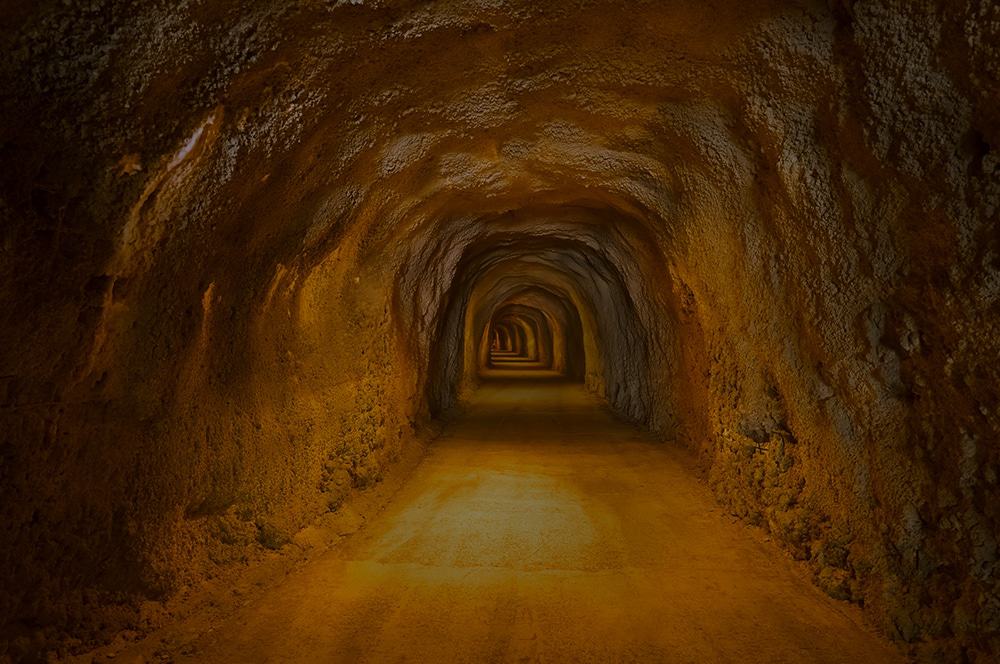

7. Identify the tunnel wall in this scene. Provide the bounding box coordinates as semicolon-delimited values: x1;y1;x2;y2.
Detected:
1;1;998;660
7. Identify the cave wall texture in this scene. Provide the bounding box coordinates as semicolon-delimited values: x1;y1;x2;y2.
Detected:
1;0;998;660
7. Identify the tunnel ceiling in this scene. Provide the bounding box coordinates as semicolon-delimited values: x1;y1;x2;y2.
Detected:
1;0;999;661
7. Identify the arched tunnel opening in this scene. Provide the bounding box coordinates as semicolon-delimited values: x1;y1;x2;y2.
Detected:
487;308;546;366
484;296;584;377
1;2;998;662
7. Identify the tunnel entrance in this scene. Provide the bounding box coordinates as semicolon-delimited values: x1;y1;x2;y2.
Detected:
414;218;657;422
487;304;552;370
478;290;586;384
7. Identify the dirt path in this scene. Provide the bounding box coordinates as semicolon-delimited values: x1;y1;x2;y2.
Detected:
125;376;902;663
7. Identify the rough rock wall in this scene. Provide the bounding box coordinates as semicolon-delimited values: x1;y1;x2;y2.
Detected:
0;1;997;660
669;5;1000;659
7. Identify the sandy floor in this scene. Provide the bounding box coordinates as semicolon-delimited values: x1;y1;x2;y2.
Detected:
126;374;902;663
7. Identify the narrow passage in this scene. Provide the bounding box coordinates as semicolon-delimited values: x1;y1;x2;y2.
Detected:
162;377;900;663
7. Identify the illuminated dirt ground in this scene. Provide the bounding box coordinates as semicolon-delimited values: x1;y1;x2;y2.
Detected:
101;376;901;663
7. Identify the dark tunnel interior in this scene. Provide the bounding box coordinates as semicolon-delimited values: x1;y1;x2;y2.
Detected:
0;1;998;662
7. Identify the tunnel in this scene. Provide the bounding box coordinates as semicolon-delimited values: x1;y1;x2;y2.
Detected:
0;1;998;662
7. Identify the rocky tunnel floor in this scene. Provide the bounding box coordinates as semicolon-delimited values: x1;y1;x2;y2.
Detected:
95;377;901;663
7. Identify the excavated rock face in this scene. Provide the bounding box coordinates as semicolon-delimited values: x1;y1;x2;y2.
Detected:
1;0;997;660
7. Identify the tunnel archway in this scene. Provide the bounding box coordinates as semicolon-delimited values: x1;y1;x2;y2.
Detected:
479;290;587;382
488;306;550;368
409;205;676;424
